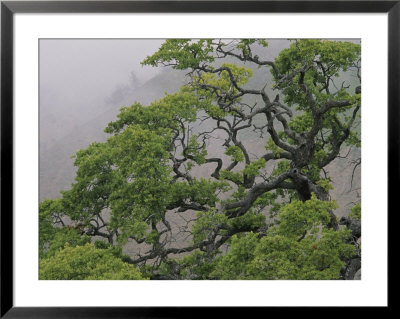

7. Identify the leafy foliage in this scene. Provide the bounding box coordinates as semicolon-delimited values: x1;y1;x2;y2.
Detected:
39;243;146;280
211;227;354;280
348;202;361;220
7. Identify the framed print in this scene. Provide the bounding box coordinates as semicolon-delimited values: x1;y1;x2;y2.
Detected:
1;0;396;316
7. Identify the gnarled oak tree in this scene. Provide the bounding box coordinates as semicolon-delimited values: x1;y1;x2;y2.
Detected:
40;39;361;280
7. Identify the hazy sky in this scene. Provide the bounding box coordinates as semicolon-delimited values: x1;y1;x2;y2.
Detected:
39;39;166;146
40;39;164;125
40;39;164;94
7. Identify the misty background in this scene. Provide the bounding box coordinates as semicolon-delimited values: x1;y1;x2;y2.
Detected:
40;39;175;200
40;39;163;153
39;39;361;221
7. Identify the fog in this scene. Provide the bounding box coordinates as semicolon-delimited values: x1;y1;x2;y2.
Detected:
40;39;164;150
40;39;164;98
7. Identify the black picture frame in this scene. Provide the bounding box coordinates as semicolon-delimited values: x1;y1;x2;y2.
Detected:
1;1;395;317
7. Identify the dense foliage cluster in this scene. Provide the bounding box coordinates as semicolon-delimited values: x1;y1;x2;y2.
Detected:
40;39;361;280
